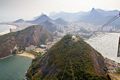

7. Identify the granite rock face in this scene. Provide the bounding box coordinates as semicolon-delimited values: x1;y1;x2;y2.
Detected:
0;25;53;58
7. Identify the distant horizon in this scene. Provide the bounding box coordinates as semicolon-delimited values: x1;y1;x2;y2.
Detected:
0;0;120;22
0;8;120;23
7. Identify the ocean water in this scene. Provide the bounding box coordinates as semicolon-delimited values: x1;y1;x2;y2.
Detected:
0;55;32;80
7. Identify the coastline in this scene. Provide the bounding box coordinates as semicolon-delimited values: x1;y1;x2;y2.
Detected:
0;52;35;60
17;52;35;59
0;54;13;60
0;52;33;80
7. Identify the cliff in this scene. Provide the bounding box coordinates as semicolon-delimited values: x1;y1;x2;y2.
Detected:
0;25;53;58
26;35;109;80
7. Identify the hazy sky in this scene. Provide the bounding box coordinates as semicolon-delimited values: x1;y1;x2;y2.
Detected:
0;0;120;22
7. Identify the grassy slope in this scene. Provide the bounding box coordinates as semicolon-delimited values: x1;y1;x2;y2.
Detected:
27;35;108;80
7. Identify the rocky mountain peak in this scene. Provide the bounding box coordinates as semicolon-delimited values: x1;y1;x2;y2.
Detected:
33;14;52;24
26;34;109;80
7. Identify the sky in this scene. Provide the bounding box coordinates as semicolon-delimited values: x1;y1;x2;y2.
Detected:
0;0;120;22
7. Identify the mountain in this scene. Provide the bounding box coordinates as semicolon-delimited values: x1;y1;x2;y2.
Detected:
87;8;103;19
30;14;54;24
54;18;68;25
40;20;57;33
0;25;53;58
27;14;65;33
26;35;109;80
13;14;59;32
50;11;86;22
50;8;120;26
13;14;58;33
79;8;120;25
93;9;119;16
79;8;106;24
13;19;34;32
14;19;25;23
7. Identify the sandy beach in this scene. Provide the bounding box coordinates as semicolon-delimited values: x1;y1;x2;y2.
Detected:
109;73;120;80
17;52;35;59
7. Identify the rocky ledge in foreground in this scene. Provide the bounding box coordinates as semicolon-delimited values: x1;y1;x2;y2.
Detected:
26;35;110;80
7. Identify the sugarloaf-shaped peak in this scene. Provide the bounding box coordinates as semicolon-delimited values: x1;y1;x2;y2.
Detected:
33;14;52;24
26;34;109;80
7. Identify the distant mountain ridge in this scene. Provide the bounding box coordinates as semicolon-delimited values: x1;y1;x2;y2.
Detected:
14;14;67;25
14;8;120;25
13;8;120;33
14;14;66;33
50;8;120;25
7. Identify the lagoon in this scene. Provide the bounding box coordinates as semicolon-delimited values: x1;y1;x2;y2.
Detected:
0;55;32;80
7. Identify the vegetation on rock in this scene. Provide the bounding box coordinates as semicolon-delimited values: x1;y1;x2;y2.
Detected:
26;34;109;80
0;25;53;58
